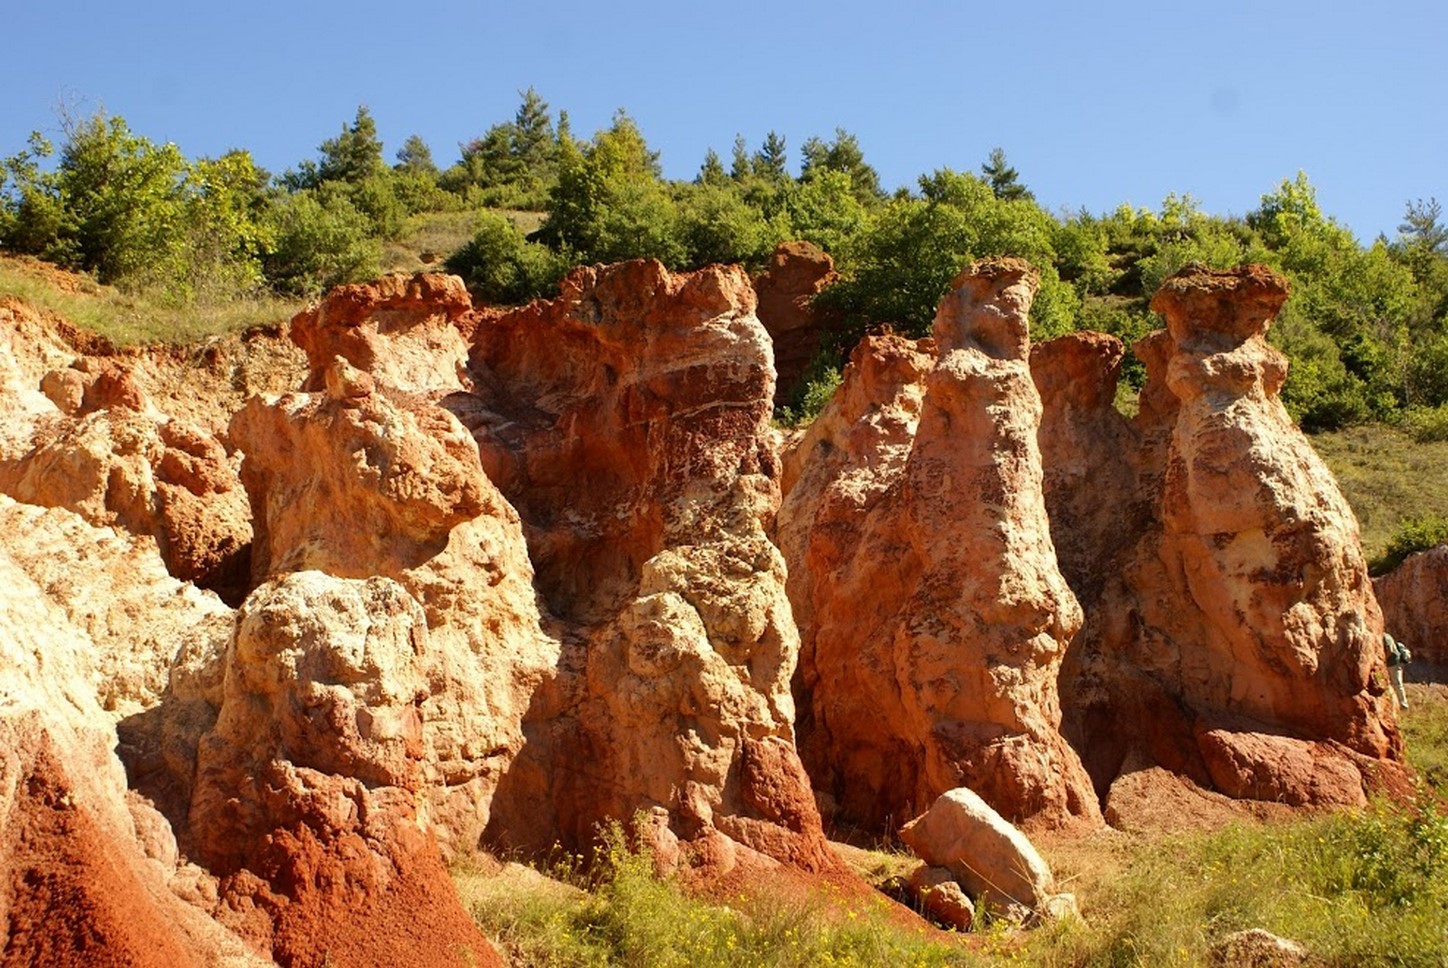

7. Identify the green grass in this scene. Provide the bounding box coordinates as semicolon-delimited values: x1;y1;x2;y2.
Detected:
458;688;1448;967
456;828;982;968
0;256;300;346
1310;424;1448;563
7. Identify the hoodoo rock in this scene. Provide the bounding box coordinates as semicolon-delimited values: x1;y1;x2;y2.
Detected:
462;260;835;872
751;241;838;400
1037;264;1406;817
230;265;835;877
1374;546;1448;666
779;258;1101;833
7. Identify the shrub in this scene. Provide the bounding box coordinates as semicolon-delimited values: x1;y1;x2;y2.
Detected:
262;186;380;295
1371;513;1448;575
1399;404;1448;443
444;212;566;306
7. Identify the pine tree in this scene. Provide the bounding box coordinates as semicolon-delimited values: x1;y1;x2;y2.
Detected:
981;147;1031;201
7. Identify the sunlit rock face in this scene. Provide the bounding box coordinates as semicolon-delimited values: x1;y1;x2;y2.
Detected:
1040;264;1407;820
780;258;1102;834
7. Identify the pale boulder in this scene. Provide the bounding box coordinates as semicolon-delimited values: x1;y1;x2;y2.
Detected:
899;786;1055;915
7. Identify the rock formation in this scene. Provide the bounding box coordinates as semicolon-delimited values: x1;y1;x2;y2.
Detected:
228;353;556;856
779;258;1100;833
0;497;264;967
1374;546;1448;666
1035;264;1407;817
0;251;1424;959
462;260;834;872
184;572;499;967
226;264;834;879
0;404;252;600
751;240;838;400
289;271;473;394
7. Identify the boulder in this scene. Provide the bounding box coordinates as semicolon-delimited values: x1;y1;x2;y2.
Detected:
899;786;1055;915
905;865;974;931
779;258;1100;832
1374;545;1448;666
1211;928;1308;967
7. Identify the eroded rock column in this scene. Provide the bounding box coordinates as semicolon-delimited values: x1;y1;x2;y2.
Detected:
781;258;1100;833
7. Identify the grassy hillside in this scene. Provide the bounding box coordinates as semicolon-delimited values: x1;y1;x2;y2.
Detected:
456;682;1448;966
0;254;301;346
1311;425;1448;563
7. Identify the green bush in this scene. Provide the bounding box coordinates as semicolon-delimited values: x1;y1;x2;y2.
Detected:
1371;513;1448;575
444;212;566;305
1400;404;1448;443
775;351;843;426
262;186;380;295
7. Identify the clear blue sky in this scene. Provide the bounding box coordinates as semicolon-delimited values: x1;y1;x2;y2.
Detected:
5;0;1444;241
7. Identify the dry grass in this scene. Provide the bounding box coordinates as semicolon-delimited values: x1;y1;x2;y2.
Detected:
0;254;299;346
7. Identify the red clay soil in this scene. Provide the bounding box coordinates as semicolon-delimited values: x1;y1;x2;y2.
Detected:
220;818;503;968
1;743;202;968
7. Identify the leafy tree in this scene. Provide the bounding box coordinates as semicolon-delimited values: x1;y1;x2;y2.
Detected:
696;148;728;187
262;184;380;295
819;168;1066;342
395;134;438;176
729;134;751;180
675;181;776;268
981;147;1032;202
0;132;64;256
441;89;559;209
788;168;873;264
537;111;681;265
1398;197;1446;255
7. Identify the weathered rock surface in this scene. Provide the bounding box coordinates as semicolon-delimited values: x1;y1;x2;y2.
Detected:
1375;545;1448;666
462;260;835;873
0;407;252;599
290;271;473;394
899;786;1056;916
1038;264;1407;812
229;265;834;879
751;241;838;399
779;258;1100;832
183;572;500;967
228;352;557;855
0;497;262;967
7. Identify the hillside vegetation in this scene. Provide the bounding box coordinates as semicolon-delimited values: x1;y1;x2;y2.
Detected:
3;92;1447;429
4;93;1447;560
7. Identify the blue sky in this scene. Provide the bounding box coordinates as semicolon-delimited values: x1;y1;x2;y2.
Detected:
6;0;1444;241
